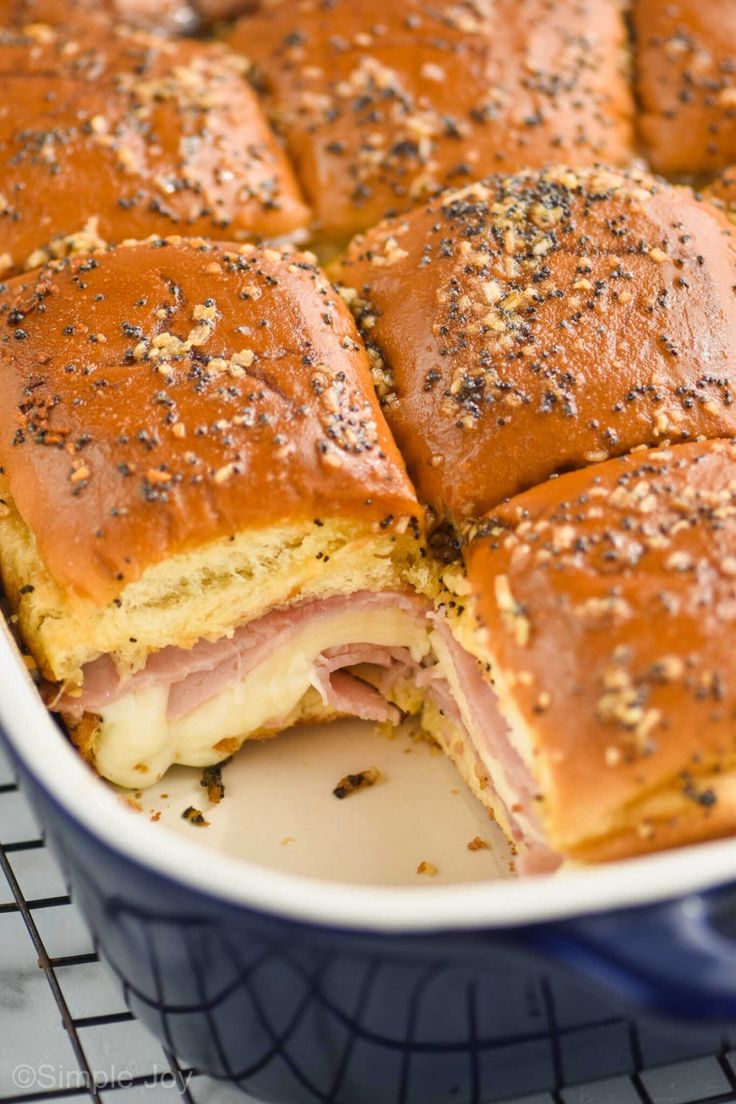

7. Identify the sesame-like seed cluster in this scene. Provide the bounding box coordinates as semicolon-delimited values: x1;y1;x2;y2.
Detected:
336;165;736;520
232;0;634;242
0;22;309;277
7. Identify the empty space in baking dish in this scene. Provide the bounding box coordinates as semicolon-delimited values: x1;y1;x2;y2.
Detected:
0;598;513;886
123;718;513;886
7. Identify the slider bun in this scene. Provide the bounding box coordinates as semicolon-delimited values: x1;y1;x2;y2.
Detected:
465;439;736;862
333;166;736;522
0;237;421;681
634;0;736;176
230;0;634;248
0;22;309;278
0;0;199;30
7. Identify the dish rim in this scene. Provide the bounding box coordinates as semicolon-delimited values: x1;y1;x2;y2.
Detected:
3;617;735;933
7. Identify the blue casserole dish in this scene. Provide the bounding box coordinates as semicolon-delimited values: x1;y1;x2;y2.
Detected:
3;614;736;1104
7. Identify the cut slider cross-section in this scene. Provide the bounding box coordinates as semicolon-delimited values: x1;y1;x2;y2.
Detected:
4;229;736;872
0;237;431;788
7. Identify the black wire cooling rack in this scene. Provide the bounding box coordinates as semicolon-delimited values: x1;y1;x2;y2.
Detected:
2;733;736;1104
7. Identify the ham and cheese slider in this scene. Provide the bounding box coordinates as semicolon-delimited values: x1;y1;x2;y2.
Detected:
462;439;736;864
332;166;736;524
0;22;309;280
229;0;635;250
0;237;429;788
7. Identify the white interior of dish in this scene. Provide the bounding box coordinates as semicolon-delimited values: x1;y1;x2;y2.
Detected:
127;719;513;885
3;615;736;931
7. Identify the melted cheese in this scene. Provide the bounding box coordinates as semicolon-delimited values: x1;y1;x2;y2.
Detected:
96;606;430;788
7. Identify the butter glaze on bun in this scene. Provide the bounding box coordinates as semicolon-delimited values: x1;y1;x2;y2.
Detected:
0;0;255;30
634;0;736;176
465;439;736;862
333;166;736;523
0;0;198;30
0;23;309;279
198;0;256;21
230;0;635;248
0;237;421;681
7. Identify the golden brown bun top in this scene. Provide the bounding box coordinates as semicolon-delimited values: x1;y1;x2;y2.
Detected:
0;22;309;279
230;0;634;246
0;0;198;30
466;438;736;857
0;237;419;605
198;0;255;20
333;166;736;522
0;0;254;30
634;0;736;176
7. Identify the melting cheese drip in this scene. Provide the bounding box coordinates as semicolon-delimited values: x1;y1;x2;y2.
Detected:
95;606;430;787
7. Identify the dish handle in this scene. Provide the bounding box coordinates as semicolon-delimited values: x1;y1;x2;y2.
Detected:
535;890;736;1021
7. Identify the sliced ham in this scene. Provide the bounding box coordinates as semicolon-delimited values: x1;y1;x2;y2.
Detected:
429;613;539;814
55;587;560;872
311;644;413;725
427;611;560;870
319;671;401;724
57;591;428;720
